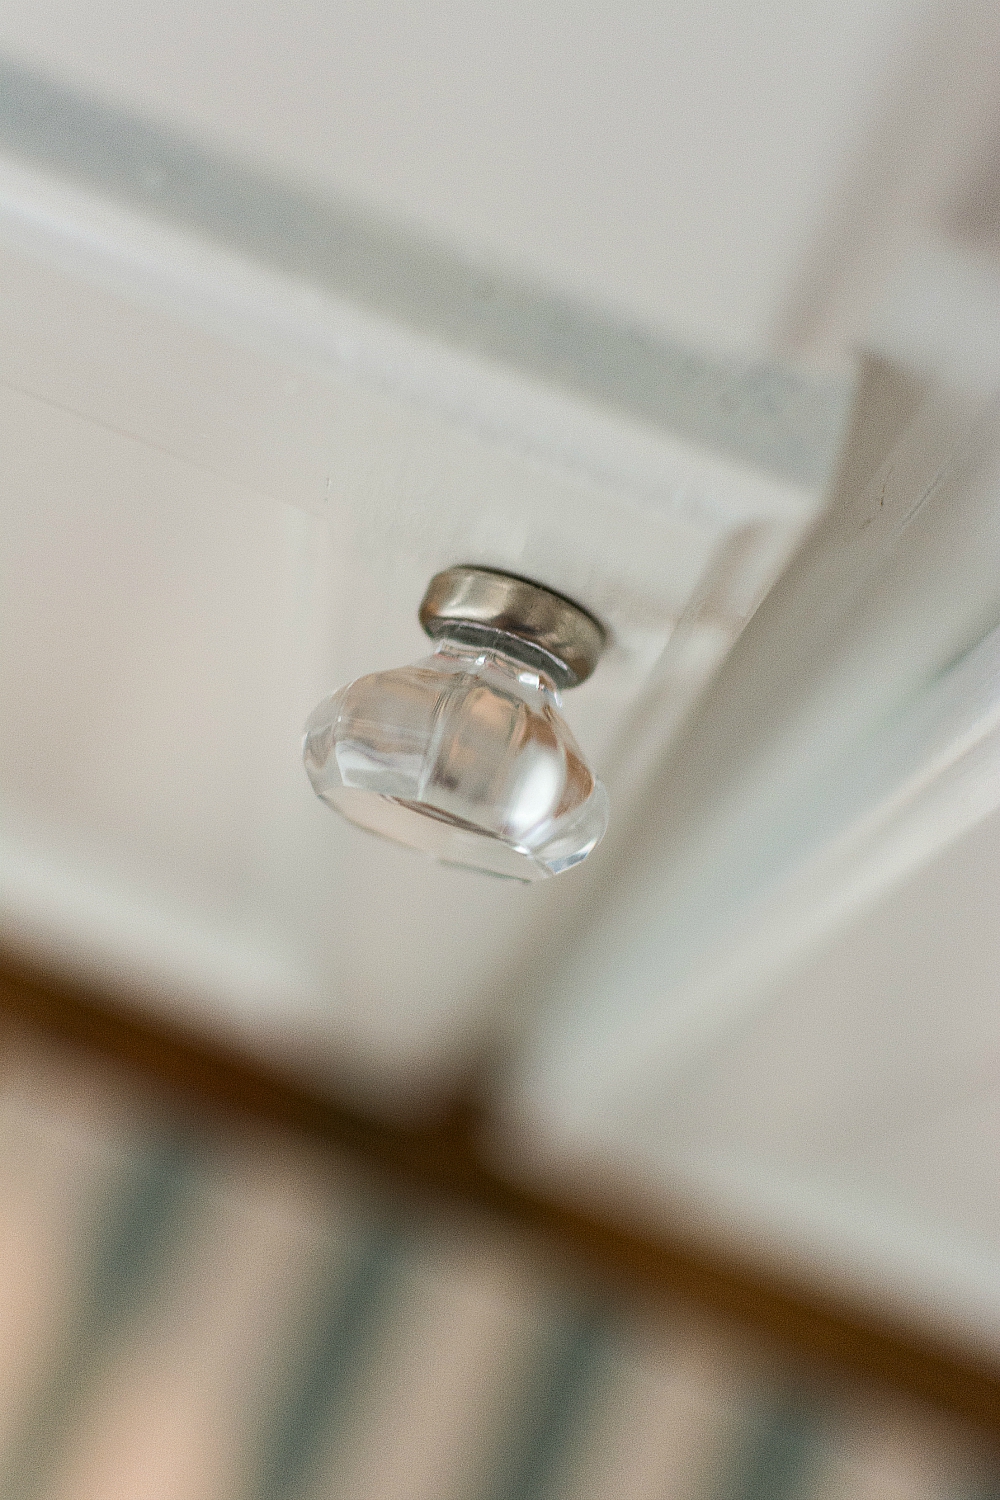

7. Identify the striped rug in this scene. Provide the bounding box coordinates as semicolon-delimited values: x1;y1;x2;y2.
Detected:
0;1027;996;1500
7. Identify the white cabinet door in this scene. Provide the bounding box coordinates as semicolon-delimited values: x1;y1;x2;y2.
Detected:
0;58;849;1106
503;375;1000;1356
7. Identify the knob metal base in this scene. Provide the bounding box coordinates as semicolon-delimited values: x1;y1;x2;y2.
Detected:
418;566;606;689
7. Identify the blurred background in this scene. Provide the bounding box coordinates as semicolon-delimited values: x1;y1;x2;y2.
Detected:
0;1012;998;1500
4;0;1000;1493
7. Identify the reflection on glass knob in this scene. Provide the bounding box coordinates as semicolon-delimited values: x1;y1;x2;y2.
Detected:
303;566;609;880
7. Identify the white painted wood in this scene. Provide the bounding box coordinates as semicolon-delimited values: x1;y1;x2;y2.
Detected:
522;805;1000;1359
0;0;930;358
503;376;1000;1351
783;0;1000;368
508;383;999;1115
0;112;840;1105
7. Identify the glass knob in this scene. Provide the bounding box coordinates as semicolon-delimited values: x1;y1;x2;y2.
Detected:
303;568;609;881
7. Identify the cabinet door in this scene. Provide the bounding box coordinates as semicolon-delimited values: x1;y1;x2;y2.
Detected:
503;376;1000;1355
0;56;853;1106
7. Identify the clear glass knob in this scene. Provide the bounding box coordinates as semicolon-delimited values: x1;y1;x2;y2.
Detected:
303;636;608;881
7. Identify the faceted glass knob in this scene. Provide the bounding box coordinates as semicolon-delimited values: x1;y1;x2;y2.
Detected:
303;638;607;880
303;568;609;881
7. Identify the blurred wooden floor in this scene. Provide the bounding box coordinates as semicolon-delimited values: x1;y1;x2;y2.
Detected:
1;945;998;1458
